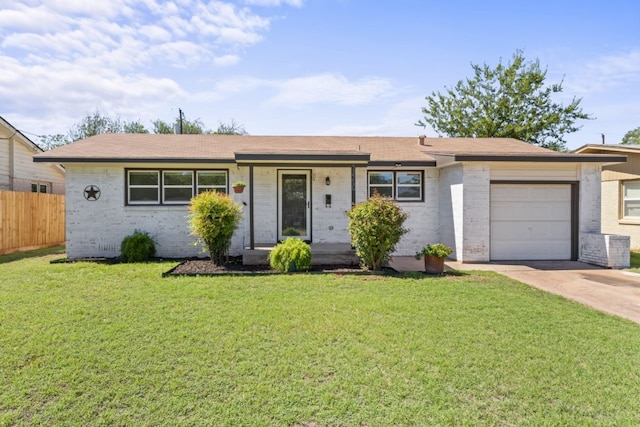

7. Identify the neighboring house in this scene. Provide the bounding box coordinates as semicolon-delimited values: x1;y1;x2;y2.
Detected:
34;134;628;267
0;116;65;194
575;144;640;249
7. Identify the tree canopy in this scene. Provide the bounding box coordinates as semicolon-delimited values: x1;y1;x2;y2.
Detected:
417;50;592;151
38;110;248;150
621;127;640;145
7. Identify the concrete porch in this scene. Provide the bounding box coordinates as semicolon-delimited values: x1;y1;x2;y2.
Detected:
243;243;359;266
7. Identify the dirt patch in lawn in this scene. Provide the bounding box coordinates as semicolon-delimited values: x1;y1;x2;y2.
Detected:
165;257;392;276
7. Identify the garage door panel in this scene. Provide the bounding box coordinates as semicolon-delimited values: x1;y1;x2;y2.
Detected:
490;184;572;260
491;203;571;221
491;241;571;260
491;221;571;240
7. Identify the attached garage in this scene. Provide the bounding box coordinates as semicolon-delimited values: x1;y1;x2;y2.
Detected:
490;183;575;260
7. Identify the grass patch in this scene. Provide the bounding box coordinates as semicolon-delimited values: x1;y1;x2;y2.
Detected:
2;256;640;425
629;251;640;271
0;245;65;264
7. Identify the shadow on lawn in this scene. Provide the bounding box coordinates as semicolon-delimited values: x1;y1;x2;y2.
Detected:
0;245;66;264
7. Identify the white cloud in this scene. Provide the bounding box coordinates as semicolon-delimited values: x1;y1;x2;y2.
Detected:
0;0;296;135
244;0;304;7
564;50;640;94
214;54;241;66
268;73;394;107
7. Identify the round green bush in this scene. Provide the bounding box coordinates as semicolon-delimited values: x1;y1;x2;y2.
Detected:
347;194;409;270
120;230;156;262
269;238;312;273
189;191;243;265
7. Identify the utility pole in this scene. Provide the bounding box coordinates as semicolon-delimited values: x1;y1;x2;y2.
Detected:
179;108;184;134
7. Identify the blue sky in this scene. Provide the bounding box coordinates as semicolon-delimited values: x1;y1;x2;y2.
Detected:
1;0;639;150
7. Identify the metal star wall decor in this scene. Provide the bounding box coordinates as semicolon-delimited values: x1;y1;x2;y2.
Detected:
84;185;101;201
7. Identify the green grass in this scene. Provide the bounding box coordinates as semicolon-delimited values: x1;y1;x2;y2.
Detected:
0;245;65;264
2;255;640;426
629;251;640;271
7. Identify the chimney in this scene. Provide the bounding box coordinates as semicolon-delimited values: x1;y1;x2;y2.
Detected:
418;134;426;146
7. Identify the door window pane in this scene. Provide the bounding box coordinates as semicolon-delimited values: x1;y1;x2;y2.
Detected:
281;174;307;237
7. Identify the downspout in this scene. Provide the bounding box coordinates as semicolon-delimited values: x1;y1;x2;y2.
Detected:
8;132;17;190
249;165;255;250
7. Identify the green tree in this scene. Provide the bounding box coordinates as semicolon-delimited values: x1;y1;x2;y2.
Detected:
188;191;243;266
68;111;124;141
38;134;70;150
123;120;149;134
621;127;640;145
153;113;211;134
214;119;248;135
417;50;592;151
347;195;409;270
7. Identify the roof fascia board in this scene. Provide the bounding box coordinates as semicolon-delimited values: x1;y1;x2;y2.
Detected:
367;160;436;167
34;157;237;164
451;154;627;163
234;153;370;162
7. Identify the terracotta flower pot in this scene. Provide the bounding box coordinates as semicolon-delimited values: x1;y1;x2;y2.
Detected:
232;185;245;194
424;255;445;274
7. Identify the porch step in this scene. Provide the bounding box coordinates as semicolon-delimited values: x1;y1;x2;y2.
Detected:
243;243;359;266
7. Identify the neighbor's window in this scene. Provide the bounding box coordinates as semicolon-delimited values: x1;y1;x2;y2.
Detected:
163;171;193;203
197;171;227;194
127;169;228;205
623;181;640;218
31;183;49;193
128;171;160;204
368;171;423;201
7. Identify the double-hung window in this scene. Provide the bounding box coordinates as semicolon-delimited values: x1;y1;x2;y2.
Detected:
623;181;640;218
368;171;423;201
128;171;160;204
127;169;228;205
197;171;227;194
163;171;193;204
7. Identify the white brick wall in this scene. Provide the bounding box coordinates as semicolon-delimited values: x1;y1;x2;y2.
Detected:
579;163;602;234
462;163;490;262
579;232;630;268
438;164;463;260
65;164;248;259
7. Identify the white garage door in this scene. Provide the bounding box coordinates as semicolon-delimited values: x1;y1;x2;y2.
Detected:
490;184;572;260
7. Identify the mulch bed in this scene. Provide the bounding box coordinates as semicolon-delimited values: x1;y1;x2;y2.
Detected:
164;257;396;276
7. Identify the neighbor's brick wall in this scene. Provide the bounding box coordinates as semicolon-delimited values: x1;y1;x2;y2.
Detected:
579;232;630;268
600;180;640;249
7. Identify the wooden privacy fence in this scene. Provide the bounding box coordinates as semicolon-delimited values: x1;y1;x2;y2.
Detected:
0;191;65;255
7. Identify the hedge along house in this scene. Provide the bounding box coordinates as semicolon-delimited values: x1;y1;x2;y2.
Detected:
34;134;628;267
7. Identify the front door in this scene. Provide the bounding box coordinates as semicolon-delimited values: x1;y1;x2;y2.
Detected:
278;170;311;241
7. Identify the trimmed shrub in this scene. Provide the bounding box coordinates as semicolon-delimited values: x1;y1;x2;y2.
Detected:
269;238;312;273
189;191;243;265
347;195;409;270
120;230;156;262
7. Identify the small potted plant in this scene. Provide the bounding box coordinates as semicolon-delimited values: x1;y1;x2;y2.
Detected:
232;181;246;194
415;243;452;274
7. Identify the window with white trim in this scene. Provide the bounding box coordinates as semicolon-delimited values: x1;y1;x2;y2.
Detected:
368;171;423;201
126;169;228;205
623;181;640;218
163;171;193;204
197;171;227;194
128;171;160;204
31;183;49;193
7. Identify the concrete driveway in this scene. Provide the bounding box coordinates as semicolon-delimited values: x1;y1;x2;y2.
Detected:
391;257;640;324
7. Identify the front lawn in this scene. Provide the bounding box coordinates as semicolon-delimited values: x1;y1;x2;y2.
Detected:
2;254;640;426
